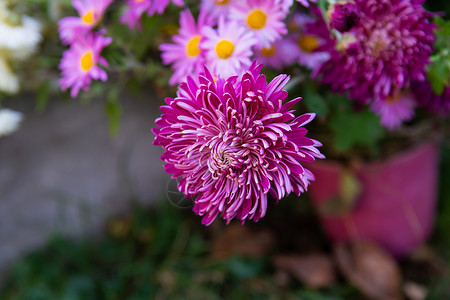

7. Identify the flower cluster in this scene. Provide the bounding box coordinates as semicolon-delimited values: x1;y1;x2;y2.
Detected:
153;62;324;225
58;0;113;98
159;0;323;84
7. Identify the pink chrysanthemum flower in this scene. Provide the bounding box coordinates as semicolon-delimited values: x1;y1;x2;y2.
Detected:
153;62;324;225
120;0;152;29
58;0;112;45
160;9;211;85
230;0;288;49
370;93;416;130
59;32;112;98
200;18;257;78
147;0;184;16
254;39;299;70
200;0;235;22
318;0;435;103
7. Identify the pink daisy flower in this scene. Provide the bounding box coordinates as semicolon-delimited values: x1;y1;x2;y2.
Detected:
159;9;211;85
147;0;184;16
153;62;324;225
254;39;299;70
200;0;235;23
200;18;257;78
120;0;152;30
59;32;112;98
58;0;112;45
370;93;416;130
230;0;288;49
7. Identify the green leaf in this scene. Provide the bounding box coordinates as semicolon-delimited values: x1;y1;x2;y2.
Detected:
105;88;122;137
35;81;50;113
329;109;384;153
303;85;329;116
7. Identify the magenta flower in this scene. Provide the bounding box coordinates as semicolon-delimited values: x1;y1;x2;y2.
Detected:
200;18;257;78
159;9;211;85
412;81;450;115
147;0;184;16
230;0;288;49
58;0;112;45
318;0;435;103
59;32;112;98
120;0;152;29
370;93;416;129
153;62;324;225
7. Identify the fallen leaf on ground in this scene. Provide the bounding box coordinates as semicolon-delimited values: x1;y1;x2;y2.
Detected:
210;224;275;259
334;241;403;300
403;281;427;300
273;253;336;289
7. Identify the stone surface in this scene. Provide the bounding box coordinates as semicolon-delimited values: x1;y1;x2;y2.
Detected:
0;92;171;281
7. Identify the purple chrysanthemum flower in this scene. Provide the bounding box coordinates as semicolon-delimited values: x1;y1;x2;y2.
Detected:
412;81;450;115
59;32;112;98
153;62;324;225
318;0;435;103
329;1;360;33
120;0;152;30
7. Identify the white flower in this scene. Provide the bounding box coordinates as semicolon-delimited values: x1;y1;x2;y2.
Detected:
0;15;42;60
0;108;23;137
0;57;19;93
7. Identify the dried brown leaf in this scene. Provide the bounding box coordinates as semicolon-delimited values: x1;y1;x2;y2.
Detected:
273;254;336;289
210;224;275;259
334;241;403;300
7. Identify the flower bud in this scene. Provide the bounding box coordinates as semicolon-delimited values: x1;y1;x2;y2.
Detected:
329;1;360;33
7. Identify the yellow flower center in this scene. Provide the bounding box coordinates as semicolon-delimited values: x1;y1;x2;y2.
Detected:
80;51;94;72
214;0;229;5
246;9;267;30
215;40;234;59
298;35;319;53
81;10;95;25
186;36;201;57
386;93;401;103
260;44;276;57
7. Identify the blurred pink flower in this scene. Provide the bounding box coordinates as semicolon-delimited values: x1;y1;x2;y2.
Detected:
147;0;184;16
59;32;112;98
370;93;416;130
120;0;152;29
159;9;211;85
58;0;112;45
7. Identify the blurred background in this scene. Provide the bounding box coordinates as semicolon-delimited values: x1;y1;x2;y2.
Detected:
0;0;449;299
